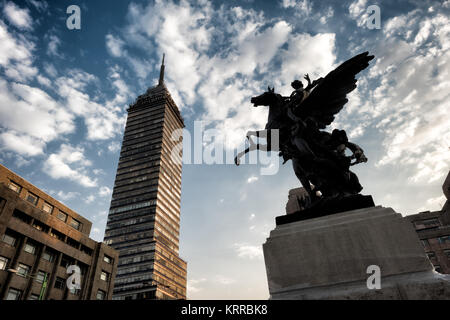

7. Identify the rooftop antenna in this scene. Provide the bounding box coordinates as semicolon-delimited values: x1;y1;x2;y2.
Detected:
158;53;165;86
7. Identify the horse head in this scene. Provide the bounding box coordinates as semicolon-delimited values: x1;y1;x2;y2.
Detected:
251;86;279;107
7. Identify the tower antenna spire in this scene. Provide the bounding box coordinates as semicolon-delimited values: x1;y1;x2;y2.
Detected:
158;53;165;86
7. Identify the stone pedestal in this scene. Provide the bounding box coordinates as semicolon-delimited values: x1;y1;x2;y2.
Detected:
263;206;450;299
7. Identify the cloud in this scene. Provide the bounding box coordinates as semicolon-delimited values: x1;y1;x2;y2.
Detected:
99;186;111;197
46;34;62;57
188;278;207;293
55;69;126;140
247;176;259;184
0;79;75;153
106;34;125;57
27;0;48;13
213;275;236;285
234;243;263;260
0;21;37;82
0;131;45;156
109;0;337;151
43;144;98;187
56;190;79;201
348;0;369;27
369;12;450;185
107;141;121;153
2;1;33;30
84;194;95;204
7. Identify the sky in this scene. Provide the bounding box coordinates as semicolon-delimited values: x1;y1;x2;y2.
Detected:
0;0;449;299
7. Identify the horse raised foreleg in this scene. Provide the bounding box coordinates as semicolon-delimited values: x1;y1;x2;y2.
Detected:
234;142;269;166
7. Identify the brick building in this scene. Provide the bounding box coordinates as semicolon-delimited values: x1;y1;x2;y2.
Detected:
406;171;450;274
0;164;118;300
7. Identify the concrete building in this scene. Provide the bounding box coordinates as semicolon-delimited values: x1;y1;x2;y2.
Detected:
0;164;118;300
406;171;450;274
104;56;187;300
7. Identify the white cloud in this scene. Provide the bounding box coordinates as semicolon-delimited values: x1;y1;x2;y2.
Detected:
99;186;111;197
334;8;450;191
214;275;236;285
188;278;207;293
247;176;259;184
109;1;337;151
43;144;97;187
3;2;33;30
281;0;297;8
280;33;336;89
234;243;263;260
46;34;62;57
107;141;121;153
349;0;369;27
0;131;44;156
106;34;125;57
56;190;79;201
27;0;48;12
0;21;37;82
55;69;126;140
85;194;95;204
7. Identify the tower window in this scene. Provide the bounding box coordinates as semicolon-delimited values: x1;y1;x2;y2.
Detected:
24;242;37;255
6;288;22;300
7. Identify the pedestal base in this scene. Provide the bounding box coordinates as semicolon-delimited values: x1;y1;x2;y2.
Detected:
263;206;450;300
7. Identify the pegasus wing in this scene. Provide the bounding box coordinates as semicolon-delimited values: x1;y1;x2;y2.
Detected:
294;51;375;129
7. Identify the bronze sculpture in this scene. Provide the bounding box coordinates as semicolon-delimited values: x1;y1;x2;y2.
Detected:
235;52;375;212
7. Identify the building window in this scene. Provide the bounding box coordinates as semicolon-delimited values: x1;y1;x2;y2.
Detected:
12;209;32;224
56;211;68;222
6;288;22;300
8;181;22;193
26;192;38;206
414;218;441;230
42;202;53;214
0;256;9;270
438;236;450;244
445;249;450;259
69;287;81;295
426;252;436;259
32;220;49;232
49;229;65;241
100;271;109;282
42;250;55;263
17;263;31;277
435;265;442;273
35;271;48;283
2;233;17;247
70;218;81;230
80;245;93;256
28;294;40;300
60;256;73;268
24;242;37;255
54;277;65;290
96;290;106;300
103;255;112;264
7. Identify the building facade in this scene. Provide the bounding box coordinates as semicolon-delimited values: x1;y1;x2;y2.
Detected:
0;164;118;300
406;171;450;274
104;57;187;300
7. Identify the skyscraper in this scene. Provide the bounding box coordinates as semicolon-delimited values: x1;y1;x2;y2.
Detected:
104;56;187;300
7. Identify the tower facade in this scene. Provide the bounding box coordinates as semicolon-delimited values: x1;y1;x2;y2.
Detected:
104;57;187;300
